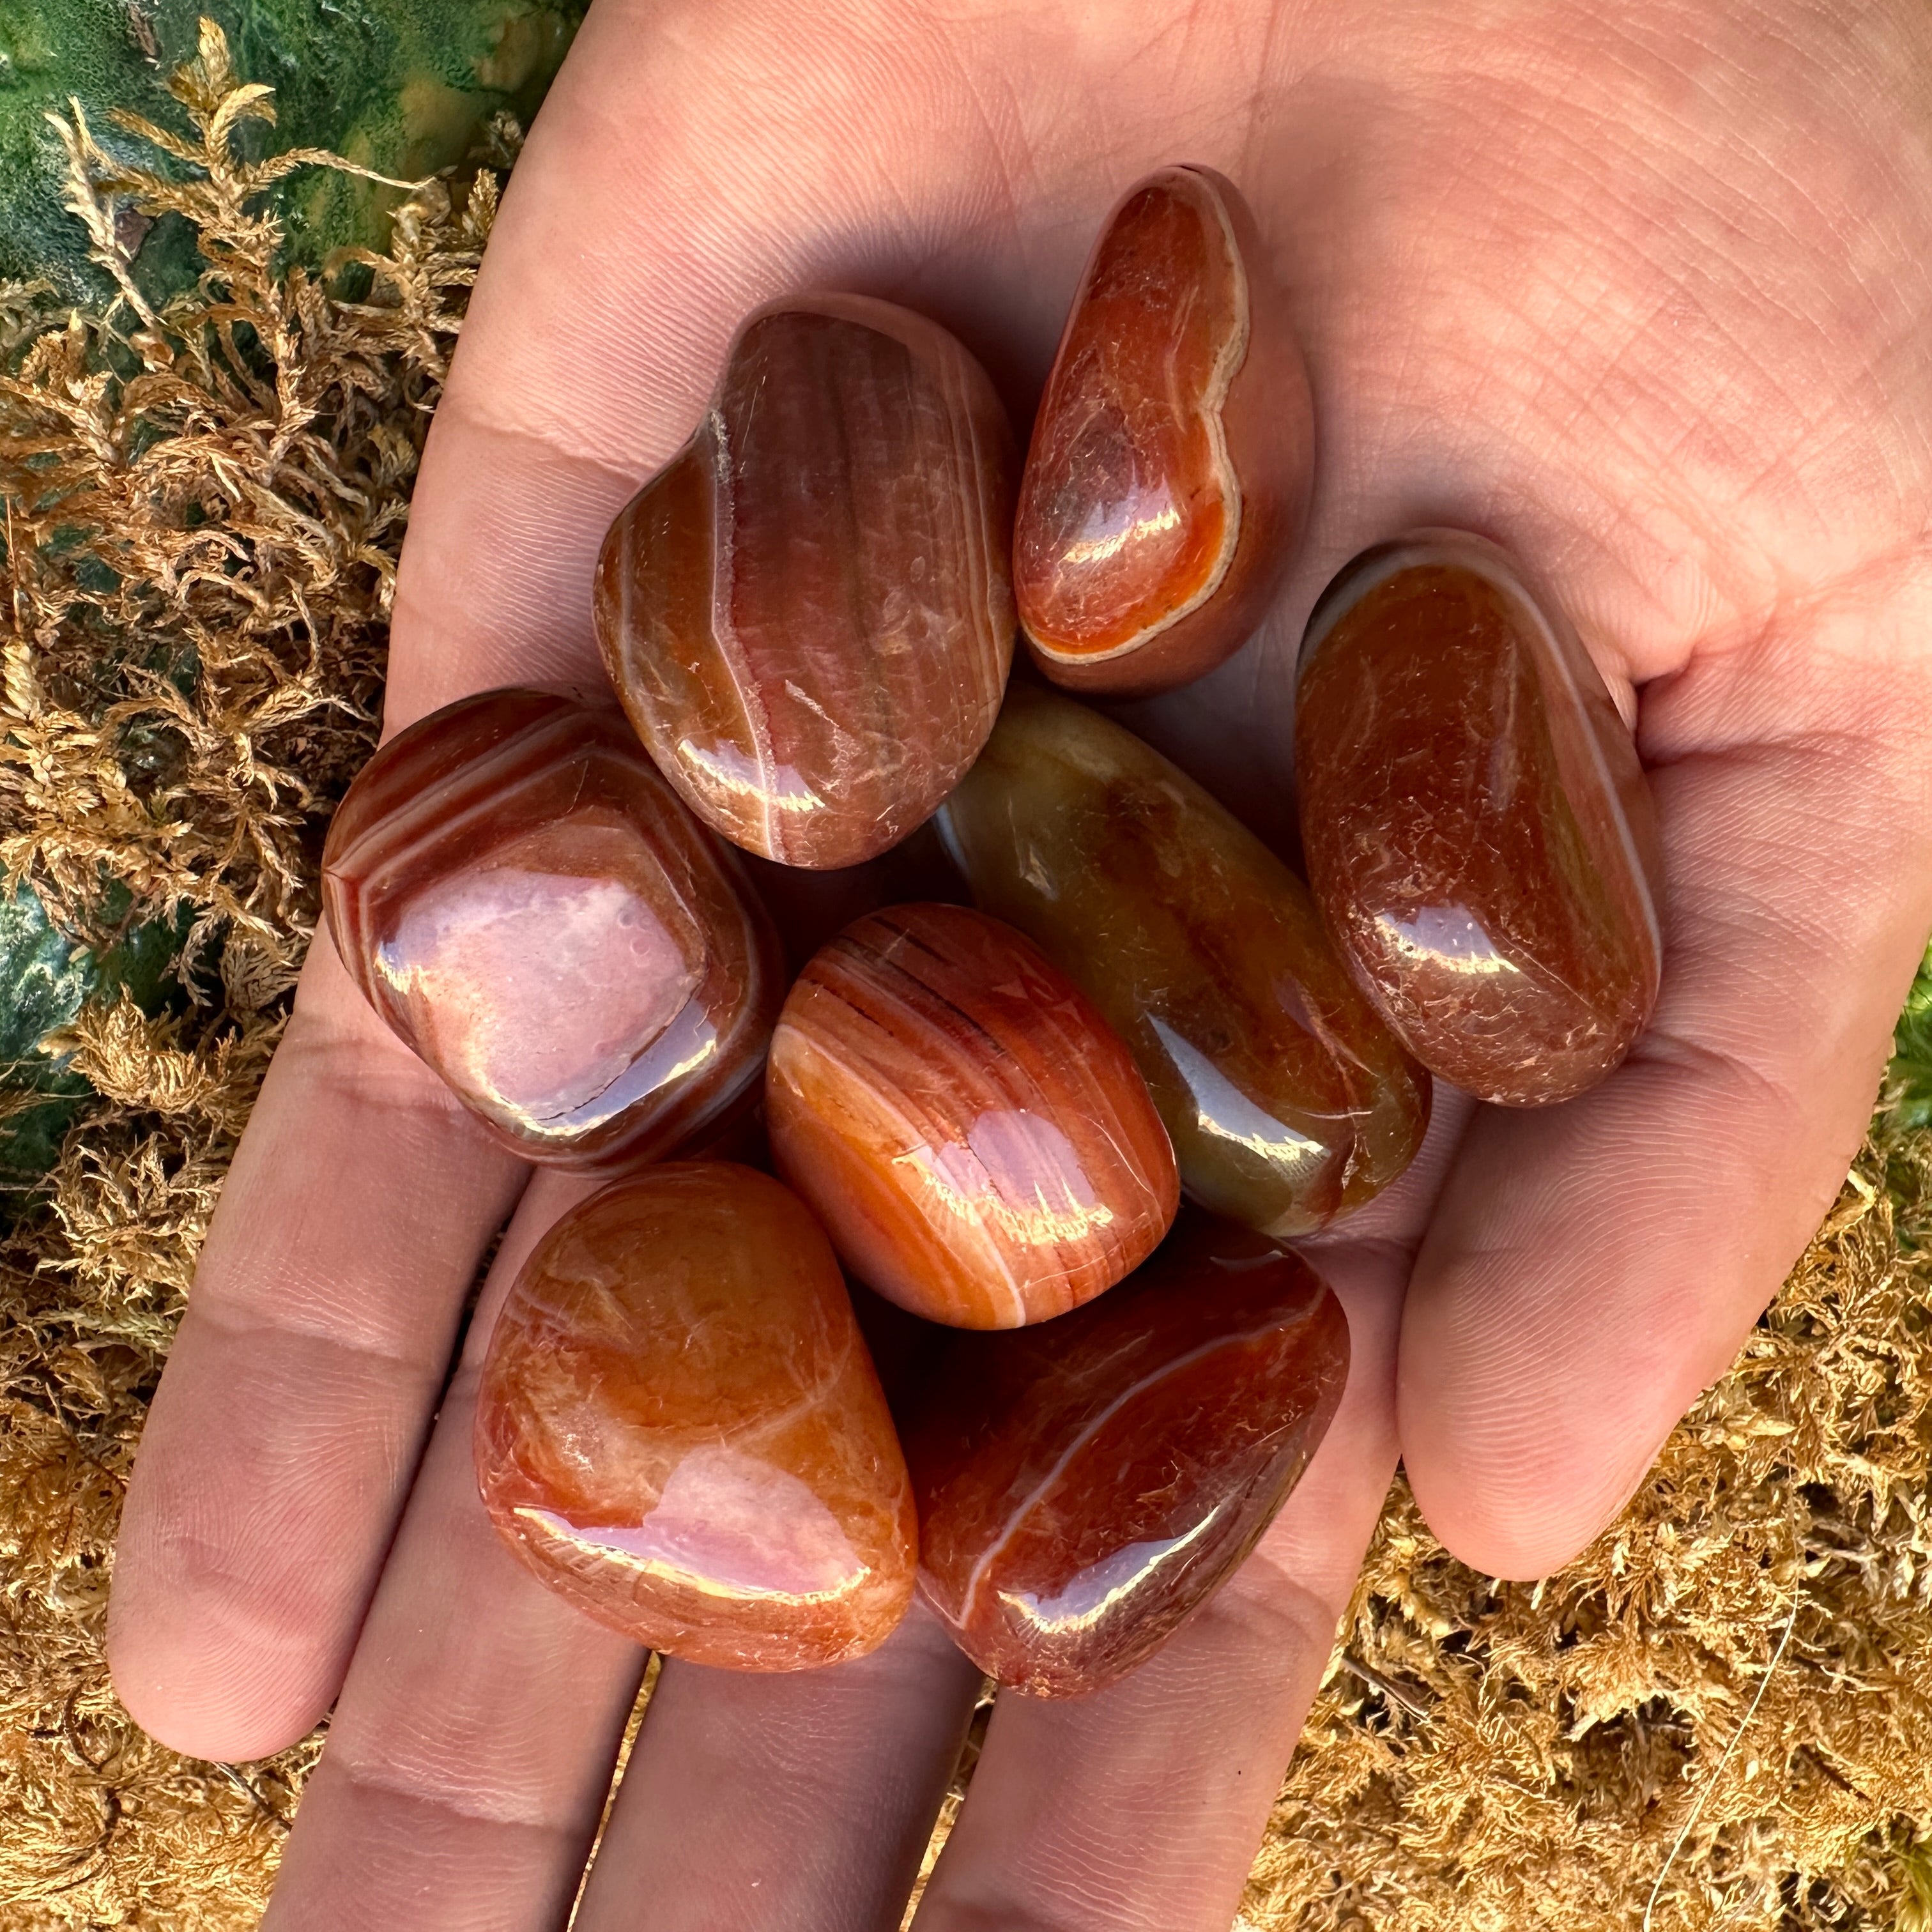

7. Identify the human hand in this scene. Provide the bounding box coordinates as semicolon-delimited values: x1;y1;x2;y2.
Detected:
109;1;1932;1924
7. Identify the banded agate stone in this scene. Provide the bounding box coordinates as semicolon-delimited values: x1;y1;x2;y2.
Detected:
937;687;1427;1236
1015;165;1312;697
907;1211;1349;1696
594;295;1018;870
767;903;1178;1329
323;689;781;1167
475;1163;916;1669
1295;532;1664;1105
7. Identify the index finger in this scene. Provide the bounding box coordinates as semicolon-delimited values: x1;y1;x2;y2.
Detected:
108;941;526;1760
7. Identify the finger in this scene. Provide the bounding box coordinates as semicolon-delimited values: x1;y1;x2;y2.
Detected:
908;1248;1404;1932
263;1169;643;1931
573;1605;981;1932
108;938;527;1761
1400;580;1932;1577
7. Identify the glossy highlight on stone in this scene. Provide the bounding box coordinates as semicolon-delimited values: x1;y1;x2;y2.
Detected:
1015;165;1312;698
1295;531;1664;1105
767;903;1178;1329
475;1163;917;1669
595;295;1018;870
937;687;1427;1236
323;689;782;1167
906;1209;1349;1696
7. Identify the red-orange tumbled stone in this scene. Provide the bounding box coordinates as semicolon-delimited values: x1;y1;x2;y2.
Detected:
323;689;781;1167
767;903;1179;1329
475;1163;917;1669
594;295;1018;870
1014;165;1312;697
1295;532;1664;1105
906;1210;1349;1696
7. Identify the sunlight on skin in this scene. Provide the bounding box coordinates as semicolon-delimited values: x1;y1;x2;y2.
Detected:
111;2;1932;1928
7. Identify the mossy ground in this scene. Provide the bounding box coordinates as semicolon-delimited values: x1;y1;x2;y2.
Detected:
0;0;580;307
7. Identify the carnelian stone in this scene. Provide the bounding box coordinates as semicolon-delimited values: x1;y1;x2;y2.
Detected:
937;687;1427;1236
906;1210;1349;1696
1014;165;1312;698
766;903;1178;1330
594;295;1018;870
475;1163;917;1669
323;689;782;1167
1294;532;1664;1105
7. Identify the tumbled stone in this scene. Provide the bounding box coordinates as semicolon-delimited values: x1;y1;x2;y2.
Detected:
323;688;782;1167
937;686;1428;1236
594;295;1018;870
906;1209;1349;1696
1014;165;1312;697
475;1163;917;1669
1294;531;1664;1105
767;903;1178;1329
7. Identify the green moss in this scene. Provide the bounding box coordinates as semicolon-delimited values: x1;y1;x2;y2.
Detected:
0;0;584;305
0;880;190;1192
1891;940;1932;1133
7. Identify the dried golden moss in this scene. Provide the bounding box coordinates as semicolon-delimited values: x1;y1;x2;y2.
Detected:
3;25;1930;1929
1;22;489;1924
1246;1098;1932;1932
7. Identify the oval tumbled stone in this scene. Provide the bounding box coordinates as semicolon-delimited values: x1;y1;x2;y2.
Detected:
936;685;1427;1236
906;1209;1349;1696
594;295;1018;870
1015;165;1312;697
1294;530;1664;1105
767;903;1178;1330
323;689;783;1167
475;1163;917;1671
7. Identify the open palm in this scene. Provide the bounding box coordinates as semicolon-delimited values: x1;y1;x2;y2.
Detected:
109;1;1932;1926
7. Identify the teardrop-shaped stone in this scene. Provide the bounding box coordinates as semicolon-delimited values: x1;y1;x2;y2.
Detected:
1014;165;1312;697
323;689;782;1167
594;296;1018;869
767;902;1178;1329
936;686;1427;1236
475;1163;917;1669
1294;532;1663;1105
906;1209;1349;1696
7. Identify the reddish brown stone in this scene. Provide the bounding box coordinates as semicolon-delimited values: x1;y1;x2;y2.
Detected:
323;689;781;1167
766;903;1178;1330
1294;532;1664;1105
906;1210;1349;1696
594;295;1018;870
475;1163;917;1669
937;686;1428;1236
1014;165;1312;697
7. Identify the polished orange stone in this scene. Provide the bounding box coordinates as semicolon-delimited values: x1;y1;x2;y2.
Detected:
937;686;1428;1236
766;903;1178;1329
1014;165;1312;698
1294;532;1664;1105
594;295;1018;870
475;1163;917;1669
323;689;782;1167
907;1209;1349;1696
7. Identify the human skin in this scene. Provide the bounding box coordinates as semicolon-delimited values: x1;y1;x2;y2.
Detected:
106;2;1932;1927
